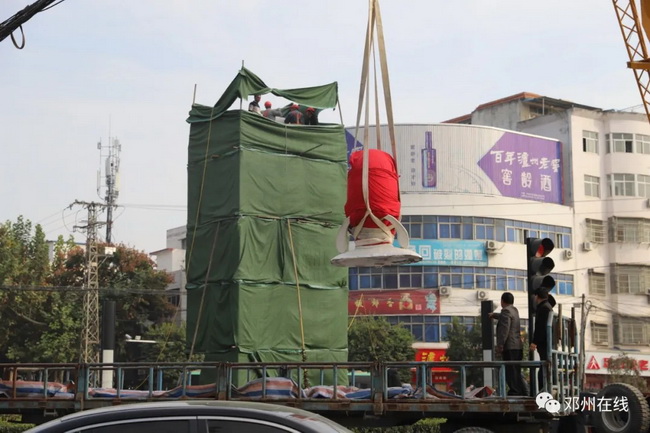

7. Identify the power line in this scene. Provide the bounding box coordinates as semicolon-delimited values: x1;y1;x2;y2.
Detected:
0;285;174;296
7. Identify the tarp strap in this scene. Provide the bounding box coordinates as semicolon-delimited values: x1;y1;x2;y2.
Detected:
347;293;365;330
188;221;220;360
186;106;216;282
286;219;308;369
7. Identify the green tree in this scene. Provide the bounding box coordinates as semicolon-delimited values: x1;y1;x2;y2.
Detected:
0;216;50;286
348;316;415;363
137;322;204;388
0;217;55;362
0;230;176;364
607;353;648;392
48;243;177;362
445;317;483;389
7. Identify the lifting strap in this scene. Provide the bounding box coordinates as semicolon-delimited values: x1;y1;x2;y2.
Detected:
350;0;399;242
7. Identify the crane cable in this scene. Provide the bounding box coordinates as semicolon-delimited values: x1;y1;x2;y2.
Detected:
350;0;399;244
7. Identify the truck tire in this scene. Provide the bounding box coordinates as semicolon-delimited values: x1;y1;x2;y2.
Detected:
592;383;650;433
453;428;495;433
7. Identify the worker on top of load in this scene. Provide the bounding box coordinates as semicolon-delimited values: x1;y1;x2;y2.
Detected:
248;94;262;114
304;107;319;125
284;104;303;124
262;101;283;120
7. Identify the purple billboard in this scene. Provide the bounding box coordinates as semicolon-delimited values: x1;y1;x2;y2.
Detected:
477;132;562;204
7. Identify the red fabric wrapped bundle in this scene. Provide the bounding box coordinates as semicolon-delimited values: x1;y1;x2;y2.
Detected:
344;149;401;229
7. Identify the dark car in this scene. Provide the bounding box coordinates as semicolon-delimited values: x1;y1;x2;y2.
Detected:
25;401;353;433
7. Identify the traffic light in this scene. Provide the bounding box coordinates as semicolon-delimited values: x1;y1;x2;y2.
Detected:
526;237;555;293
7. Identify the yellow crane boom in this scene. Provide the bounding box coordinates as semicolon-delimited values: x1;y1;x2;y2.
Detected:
613;0;650;122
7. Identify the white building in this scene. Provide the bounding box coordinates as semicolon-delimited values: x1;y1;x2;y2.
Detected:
441;92;650;388
150;226;187;325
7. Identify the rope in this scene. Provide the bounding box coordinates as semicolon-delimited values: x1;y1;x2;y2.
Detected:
347;293;365;330
186;106;216;285
188;222;220;360
348;0;399;241
286;219;309;386
374;0;398;166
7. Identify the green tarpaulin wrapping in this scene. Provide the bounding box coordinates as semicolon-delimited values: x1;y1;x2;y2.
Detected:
186;217;347;287
187;283;348;352
186;67;339;123
185;72;348;385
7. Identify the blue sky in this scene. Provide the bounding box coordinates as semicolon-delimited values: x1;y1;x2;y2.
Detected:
0;0;641;253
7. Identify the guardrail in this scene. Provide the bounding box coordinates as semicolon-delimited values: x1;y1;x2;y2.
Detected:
1;359;573;426
0;360;551;400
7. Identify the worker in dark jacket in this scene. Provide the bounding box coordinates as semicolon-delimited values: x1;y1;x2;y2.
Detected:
489;292;524;395
530;288;554;391
304;107;319;125
284;104;303;124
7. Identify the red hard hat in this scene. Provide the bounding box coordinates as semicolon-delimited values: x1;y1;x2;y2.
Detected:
291;104;299;110
306;107;315;112
264;101;272;108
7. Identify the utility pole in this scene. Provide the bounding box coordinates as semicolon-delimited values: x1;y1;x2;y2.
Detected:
579;294;592;389
72;200;106;366
97;136;121;244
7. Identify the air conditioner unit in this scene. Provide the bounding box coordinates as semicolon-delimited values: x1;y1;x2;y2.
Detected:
439;286;451;297
485;240;502;254
582;242;594;252
476;290;488;301
564;249;574;260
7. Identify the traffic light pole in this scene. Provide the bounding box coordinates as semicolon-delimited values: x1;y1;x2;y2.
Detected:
525;236;555;396
525;238;536;395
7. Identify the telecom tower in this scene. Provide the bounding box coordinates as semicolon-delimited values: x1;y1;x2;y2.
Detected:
97;137;121;244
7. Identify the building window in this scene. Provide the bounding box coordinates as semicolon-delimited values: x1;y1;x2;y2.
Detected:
607;133;634;153
349;266;571;293
588;271;606;295
167;293;180;307
638;174;650;199
614;317;650;345
352;267;384;290
636;134;650;154
591;322;609;346
611;265;650;294
553;276;575;296
386;315;477;342
583;130;598;153
610;217;650;243
438;216;462;239
474;222;495;240
400;216;570;247
608;173;636;197
584;175;600;198
586;219;606;244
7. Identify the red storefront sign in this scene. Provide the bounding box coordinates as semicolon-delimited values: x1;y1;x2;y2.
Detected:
348;289;440;315
585;352;650;390
415;349;453;372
